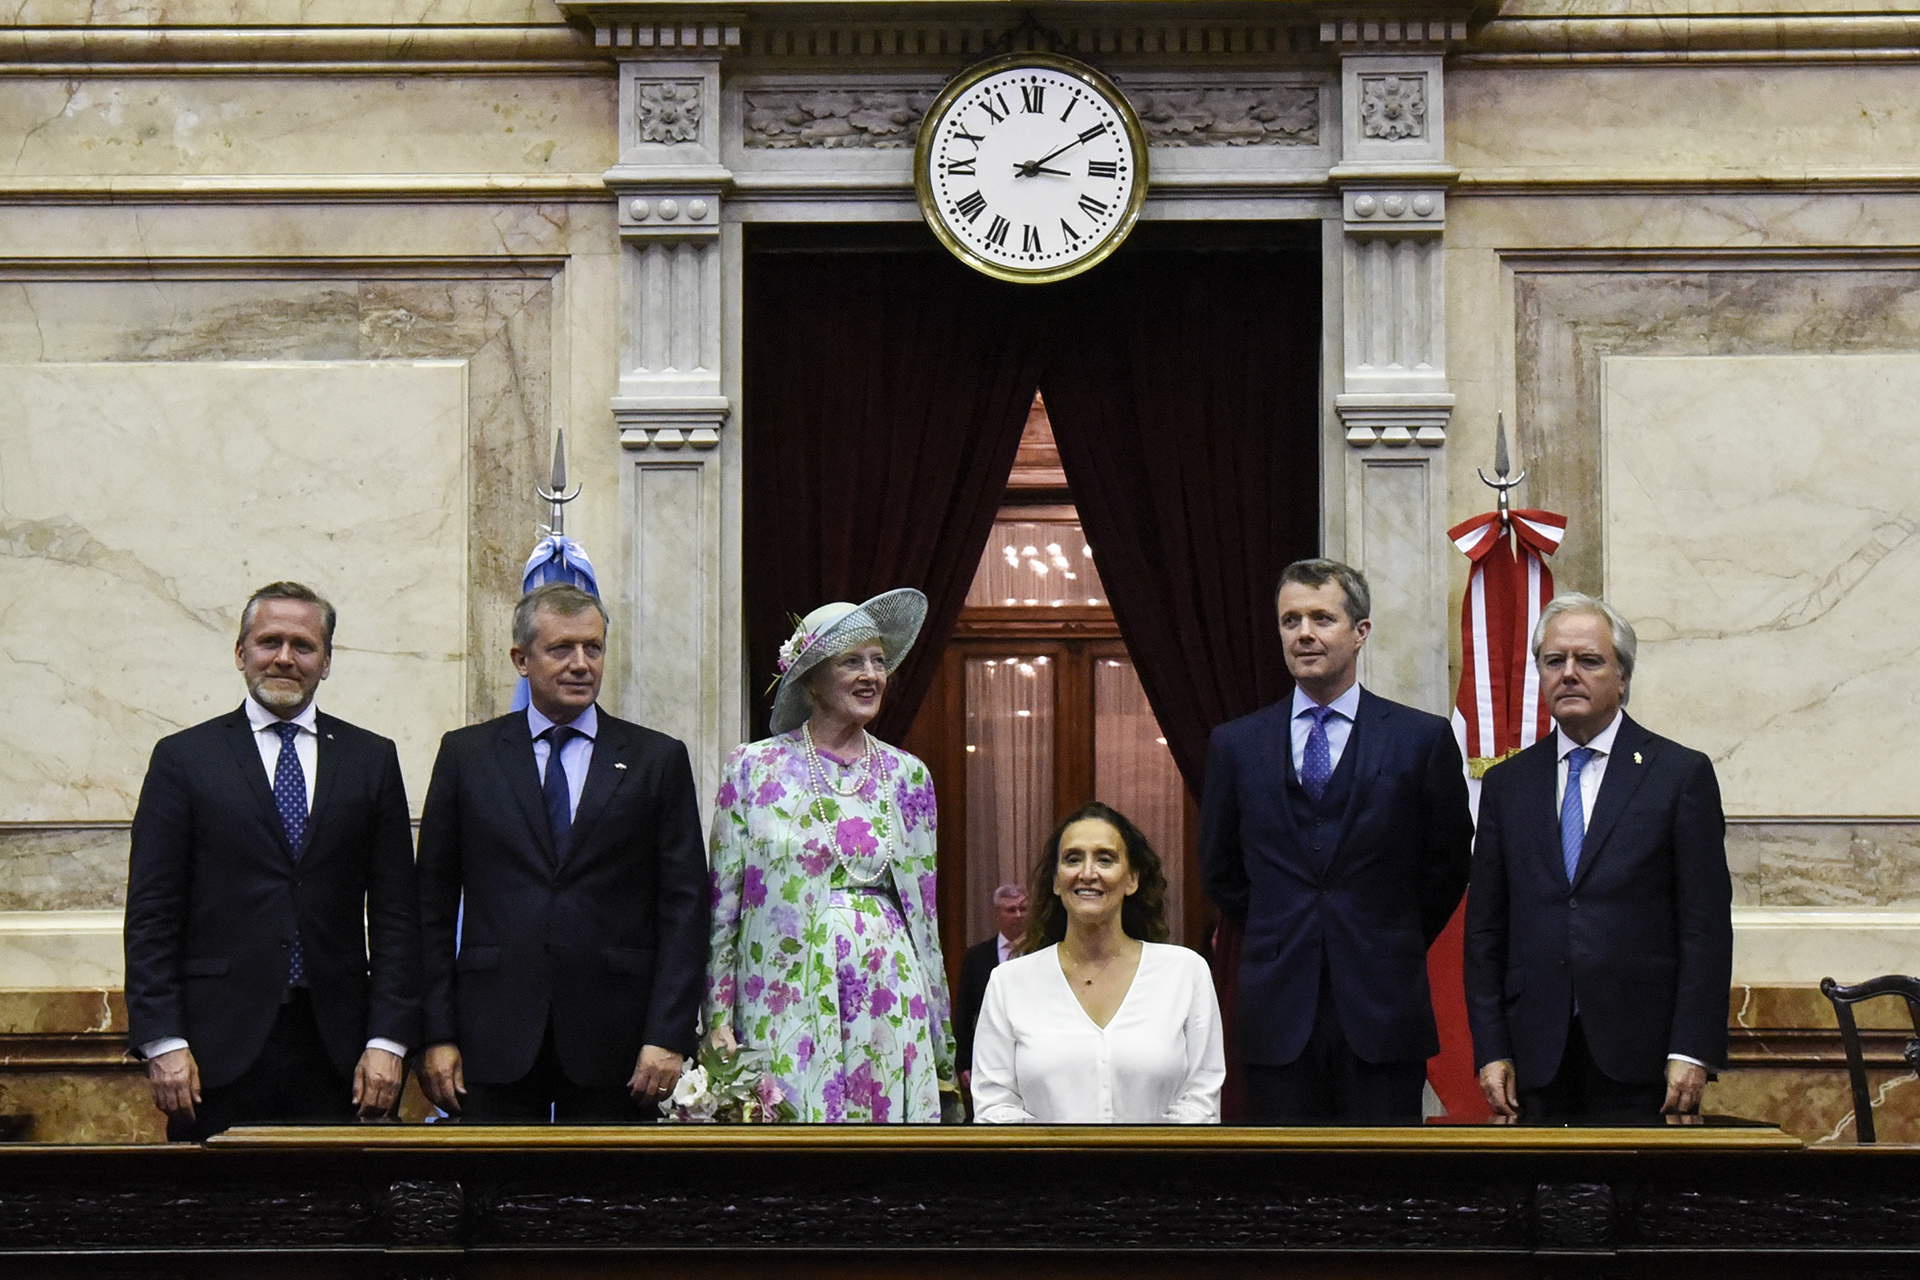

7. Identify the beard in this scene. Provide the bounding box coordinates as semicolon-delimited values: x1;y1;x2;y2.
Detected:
249;675;311;712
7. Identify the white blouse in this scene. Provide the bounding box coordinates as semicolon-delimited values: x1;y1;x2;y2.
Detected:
970;942;1224;1124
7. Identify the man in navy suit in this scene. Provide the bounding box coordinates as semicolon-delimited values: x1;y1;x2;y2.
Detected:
124;581;420;1140
1466;593;1731;1122
1201;559;1473;1123
416;583;709;1122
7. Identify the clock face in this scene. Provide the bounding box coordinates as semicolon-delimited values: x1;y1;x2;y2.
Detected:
916;54;1148;284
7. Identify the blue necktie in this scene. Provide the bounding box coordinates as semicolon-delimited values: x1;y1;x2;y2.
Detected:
1301;705;1335;802
1561;746;1595;885
271;721;308;986
542;725;575;862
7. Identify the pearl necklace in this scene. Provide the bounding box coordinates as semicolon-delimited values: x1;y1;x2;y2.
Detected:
801;723;896;881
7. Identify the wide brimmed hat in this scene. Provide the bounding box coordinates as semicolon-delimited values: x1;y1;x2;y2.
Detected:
768;588;928;735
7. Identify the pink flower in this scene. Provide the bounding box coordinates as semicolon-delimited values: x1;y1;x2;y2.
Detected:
744;974;765;1000
753;774;787;806
908;994;927;1021
715;778;739;809
918;873;938;918
743;866;767;908
870;987;896;1017
835;818;878;861
796;1035;815;1069
798;840;833;876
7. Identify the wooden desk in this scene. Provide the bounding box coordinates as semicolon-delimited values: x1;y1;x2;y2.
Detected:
1;1124;1914;1279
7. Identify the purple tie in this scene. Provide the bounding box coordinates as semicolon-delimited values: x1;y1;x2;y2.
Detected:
1301;705;1335;802
271;721;307;986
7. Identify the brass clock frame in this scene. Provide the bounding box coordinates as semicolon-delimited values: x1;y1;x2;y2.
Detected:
914;51;1151;285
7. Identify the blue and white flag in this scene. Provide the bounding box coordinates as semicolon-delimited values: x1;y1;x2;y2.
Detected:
510;534;601;710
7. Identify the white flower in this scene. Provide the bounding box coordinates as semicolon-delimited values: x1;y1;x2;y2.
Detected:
672;1065;714;1116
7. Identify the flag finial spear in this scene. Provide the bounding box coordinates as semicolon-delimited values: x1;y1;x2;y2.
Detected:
1476;412;1526;520
536;428;582;537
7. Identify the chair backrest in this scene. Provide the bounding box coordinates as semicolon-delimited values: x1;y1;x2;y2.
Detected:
1818;974;1920;1144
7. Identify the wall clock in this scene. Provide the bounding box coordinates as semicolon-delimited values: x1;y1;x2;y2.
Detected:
915;52;1149;284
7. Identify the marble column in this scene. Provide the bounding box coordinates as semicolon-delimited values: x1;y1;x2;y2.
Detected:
598;21;744;809
1326;29;1460;713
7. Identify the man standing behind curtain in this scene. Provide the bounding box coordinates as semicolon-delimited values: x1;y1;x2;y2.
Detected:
956;884;1029;1091
1201;559;1473;1124
124;582;418;1140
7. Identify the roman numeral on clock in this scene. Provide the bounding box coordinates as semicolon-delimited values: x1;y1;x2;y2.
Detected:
944;157;976;177
1060;96;1078;123
982;93;1008;125
1077;194;1110;218
950;127;983;146
1078;122;1109;144
1060;218;1082;242
1088;160;1118;179
1020;84;1045;114
1022;225;1042;254
986;215;1010;247
953;191;987;223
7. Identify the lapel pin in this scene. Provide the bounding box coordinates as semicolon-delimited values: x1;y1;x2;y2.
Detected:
1633;751;1642;764
614;762;628;771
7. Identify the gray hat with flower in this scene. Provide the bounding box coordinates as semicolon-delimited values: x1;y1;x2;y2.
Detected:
769;588;929;735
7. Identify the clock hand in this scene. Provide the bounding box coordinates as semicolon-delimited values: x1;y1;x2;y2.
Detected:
1011;163;1073;178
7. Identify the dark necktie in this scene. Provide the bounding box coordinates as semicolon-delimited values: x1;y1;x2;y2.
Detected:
1561;746;1595;884
543;725;575;861
1301;704;1335;802
271;721;308;986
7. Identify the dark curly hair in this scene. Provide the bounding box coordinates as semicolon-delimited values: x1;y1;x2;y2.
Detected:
1022;801;1170;954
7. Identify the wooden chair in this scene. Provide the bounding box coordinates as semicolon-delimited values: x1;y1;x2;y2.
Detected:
1818;974;1920;1143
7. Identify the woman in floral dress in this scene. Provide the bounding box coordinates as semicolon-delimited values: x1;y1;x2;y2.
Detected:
706;589;959;1123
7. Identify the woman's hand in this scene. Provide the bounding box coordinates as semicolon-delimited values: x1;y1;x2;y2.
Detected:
709;1022;739;1053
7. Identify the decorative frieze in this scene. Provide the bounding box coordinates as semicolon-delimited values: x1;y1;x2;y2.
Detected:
1134;86;1318;147
743;90;934;149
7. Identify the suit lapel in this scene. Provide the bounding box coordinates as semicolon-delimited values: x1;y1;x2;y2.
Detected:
1265;702;1307;854
567;710;630;859
494;712;556;866
303;712;345;859
224;707;294;859
1574;715;1654;888
1514;738;1568;887
1332;689;1386;857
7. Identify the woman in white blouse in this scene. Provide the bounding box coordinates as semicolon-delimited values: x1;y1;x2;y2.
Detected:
970;802;1224;1124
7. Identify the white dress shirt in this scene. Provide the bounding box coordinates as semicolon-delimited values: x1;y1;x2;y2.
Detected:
1290;682;1362;778
997;933;1016;964
140;698;405;1064
971;942;1224;1124
1553;709;1701;1071
528;702;597;820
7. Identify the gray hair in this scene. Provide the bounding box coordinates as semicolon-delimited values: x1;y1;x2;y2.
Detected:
1532;592;1637;687
1278;558;1371;625
991;883;1028;905
513;582;609;649
239;582;336;654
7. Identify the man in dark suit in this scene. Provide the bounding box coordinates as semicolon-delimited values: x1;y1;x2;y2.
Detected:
955;883;1028;1088
1201;558;1473;1124
1466;593;1732;1122
417;583;709;1121
124;581;419;1141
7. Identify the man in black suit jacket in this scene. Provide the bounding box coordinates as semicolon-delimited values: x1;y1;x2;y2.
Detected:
417;583;709;1121
955;884;1028;1085
124;581;420;1141
1202;559;1473;1124
1466;593;1732;1122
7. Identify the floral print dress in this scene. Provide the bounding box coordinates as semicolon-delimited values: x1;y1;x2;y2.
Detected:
707;730;956;1122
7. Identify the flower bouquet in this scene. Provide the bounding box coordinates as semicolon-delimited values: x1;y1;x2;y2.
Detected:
666;1040;796;1123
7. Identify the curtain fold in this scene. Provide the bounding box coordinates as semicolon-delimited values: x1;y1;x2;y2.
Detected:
742;243;1046;744
1038;245;1323;795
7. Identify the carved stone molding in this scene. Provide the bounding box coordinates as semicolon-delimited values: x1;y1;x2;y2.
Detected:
1319;16;1468;50
1343;187;1444;232
591;20;741;56
619;190;722;241
1359;73;1425;141
1134;86;1318;147
637;80;704;143
1336;395;1452;447
615;398;730;450
743;89;933;149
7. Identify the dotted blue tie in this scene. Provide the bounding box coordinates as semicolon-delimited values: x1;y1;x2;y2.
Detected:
271;721;308;986
1301;705;1335;802
1561;747;1595;886
542;725;575;863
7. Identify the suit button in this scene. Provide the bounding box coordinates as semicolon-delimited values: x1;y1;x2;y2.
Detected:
1568;898;1578;909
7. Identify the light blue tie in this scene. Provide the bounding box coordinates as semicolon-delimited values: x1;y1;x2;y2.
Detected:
1301;705;1335;802
1560;746;1595;886
272;721;308;986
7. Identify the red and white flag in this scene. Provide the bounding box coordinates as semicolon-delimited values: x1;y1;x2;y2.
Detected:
1425;504;1567;1121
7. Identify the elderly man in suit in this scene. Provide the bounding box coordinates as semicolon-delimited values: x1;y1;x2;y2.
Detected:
124;581;419;1141
955;883;1028;1088
417;583;709;1121
1466;593;1732;1122
1201;559;1474;1124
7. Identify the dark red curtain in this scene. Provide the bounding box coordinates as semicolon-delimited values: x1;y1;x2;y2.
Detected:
1038;234;1323;1119
1038;238;1322;794
742;230;1046;743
